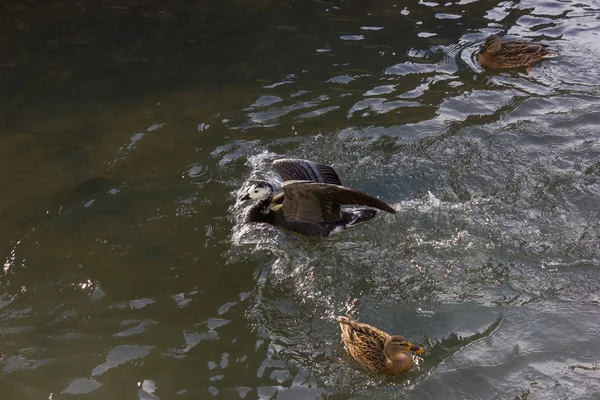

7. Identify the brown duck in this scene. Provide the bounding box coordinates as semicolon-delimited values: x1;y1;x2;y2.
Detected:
337;316;423;375
477;34;557;71
238;159;396;237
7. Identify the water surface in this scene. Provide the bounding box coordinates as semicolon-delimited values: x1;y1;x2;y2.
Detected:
2;0;600;399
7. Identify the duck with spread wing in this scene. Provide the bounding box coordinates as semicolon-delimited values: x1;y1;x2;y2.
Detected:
238;158;396;237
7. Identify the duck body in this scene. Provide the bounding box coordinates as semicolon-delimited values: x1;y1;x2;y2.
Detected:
337;316;423;375
246;197;378;237
239;159;395;237
477;34;557;70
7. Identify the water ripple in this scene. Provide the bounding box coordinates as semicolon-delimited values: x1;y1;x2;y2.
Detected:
3;0;600;398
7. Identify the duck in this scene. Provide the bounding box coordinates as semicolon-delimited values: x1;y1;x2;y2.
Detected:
337;316;423;375
476;34;557;71
238;158;396;237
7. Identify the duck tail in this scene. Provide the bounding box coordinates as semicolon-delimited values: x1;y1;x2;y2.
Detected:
337;316;355;348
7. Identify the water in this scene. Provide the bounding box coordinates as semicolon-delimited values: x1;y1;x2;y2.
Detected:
2;0;600;398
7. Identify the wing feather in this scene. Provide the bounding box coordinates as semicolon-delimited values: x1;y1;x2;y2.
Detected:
337;316;390;371
339;316;390;345
279;181;326;223
273;159;343;185
281;181;395;223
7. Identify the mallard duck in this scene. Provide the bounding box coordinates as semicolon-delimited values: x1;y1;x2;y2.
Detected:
476;34;557;71
238;159;396;237
337;316;423;375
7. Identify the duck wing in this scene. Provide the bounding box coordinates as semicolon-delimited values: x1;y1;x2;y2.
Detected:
505;40;548;53
280;181;396;223
337;316;390;368
273;159;343;185
524;43;549;54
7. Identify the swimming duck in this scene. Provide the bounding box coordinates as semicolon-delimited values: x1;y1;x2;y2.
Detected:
477;34;557;71
238;158;396;237
337;316;423;375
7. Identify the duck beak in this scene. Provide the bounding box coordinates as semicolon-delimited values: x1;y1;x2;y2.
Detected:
239;193;250;202
410;345;424;355
478;47;486;55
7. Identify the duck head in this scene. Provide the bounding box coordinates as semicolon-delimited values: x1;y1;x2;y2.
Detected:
384;335;424;359
239;181;274;202
478;34;502;55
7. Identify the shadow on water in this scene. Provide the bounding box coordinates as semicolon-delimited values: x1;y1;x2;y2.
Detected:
2;0;600;399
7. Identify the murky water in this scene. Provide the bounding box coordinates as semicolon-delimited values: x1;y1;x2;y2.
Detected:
2;0;600;398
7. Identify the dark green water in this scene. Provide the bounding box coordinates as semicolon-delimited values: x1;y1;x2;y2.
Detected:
2;0;600;399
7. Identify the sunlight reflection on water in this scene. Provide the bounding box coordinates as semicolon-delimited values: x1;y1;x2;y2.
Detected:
1;0;600;398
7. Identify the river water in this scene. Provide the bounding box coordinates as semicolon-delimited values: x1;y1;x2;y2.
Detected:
2;0;600;399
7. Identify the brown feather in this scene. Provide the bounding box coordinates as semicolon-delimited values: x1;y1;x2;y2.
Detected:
477;35;556;69
336;316;421;375
280;181;395;223
271;192;284;205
